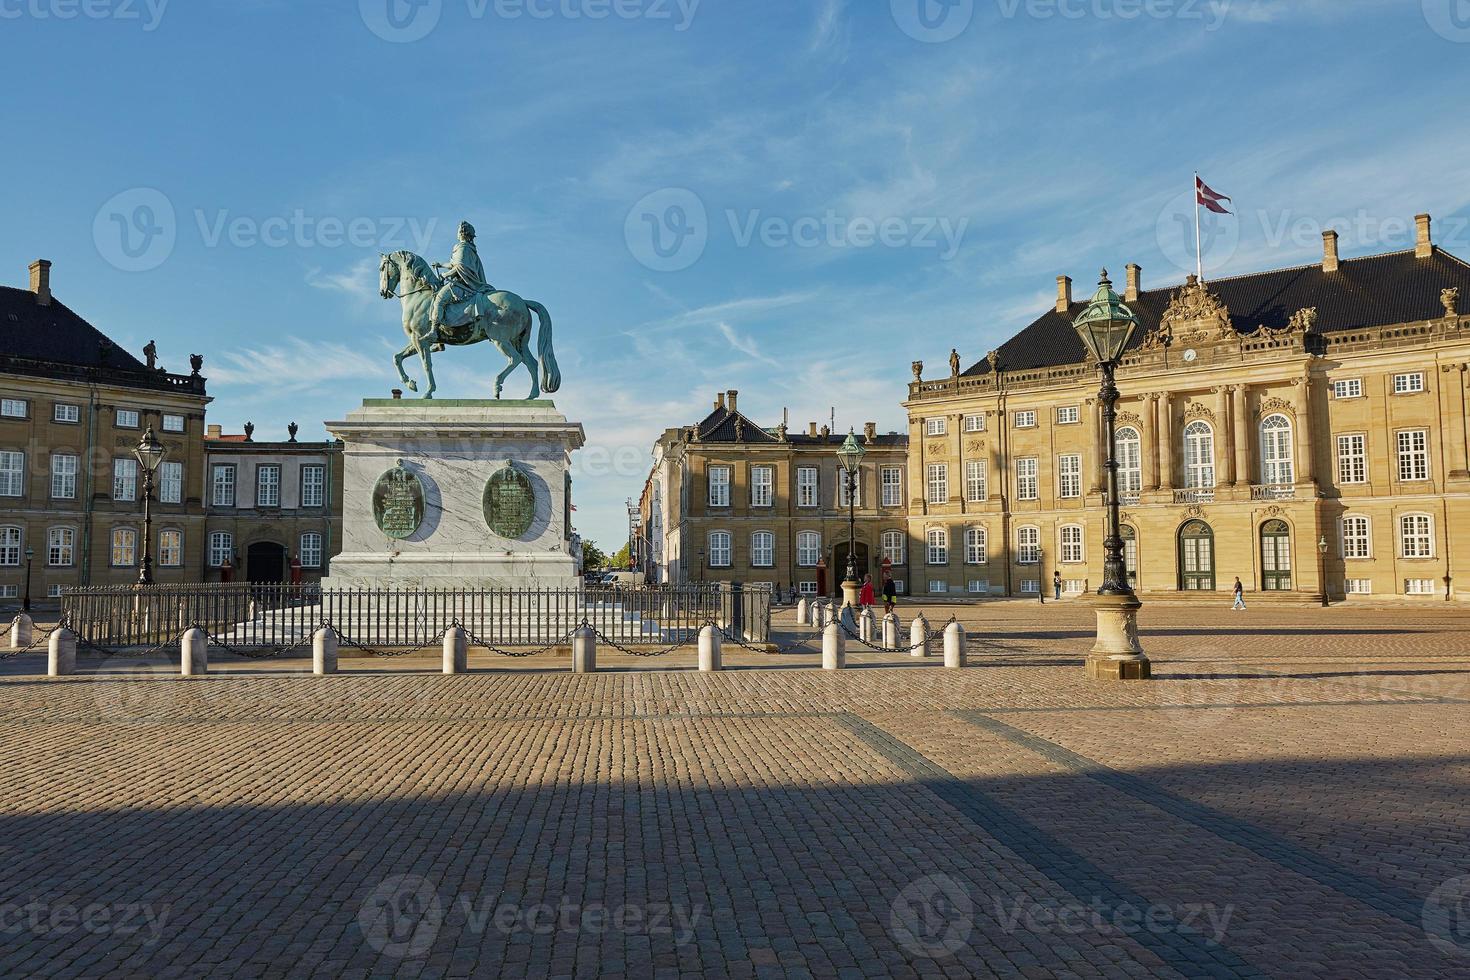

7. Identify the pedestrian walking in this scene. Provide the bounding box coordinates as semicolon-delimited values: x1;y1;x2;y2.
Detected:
859;573;876;610
1053;571;1063;601
882;572;897;615
1232;576;1246;611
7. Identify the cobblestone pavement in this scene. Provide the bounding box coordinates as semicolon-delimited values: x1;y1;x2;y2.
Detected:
2;603;1470;978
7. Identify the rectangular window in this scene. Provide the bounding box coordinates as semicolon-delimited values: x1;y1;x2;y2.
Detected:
1;398;27;418
1016;457;1039;501
0;451;23;497
1332;379;1363;399
256;465;281;507
880;467;903;507
1336;434;1367;484
53;403;80;424
1401;514;1433;558
159;461;183;504
113;458;137;502
301;465;326;508
967;580;989;594
964;460;987;503
1344;578;1372;595
751;466;773;507
1393;373;1425;394
962;414;985;433
48;527;74;566
161;414;185;433
796;467;818;508
797;581;819;596
708;532;731;568
1397;430;1429;482
209;531;234;568
1013;410;1036;429
211;465;236;507
159;530;182;567
927;530;948;565
47;584;64;598
0;586;15;599
1057;455;1081;499
115;409;140;428
300;532;324;568
708;466;731;508
1060;525;1084;563
926;463;948;505
111;529;137;567
924;418;947;436
1019;579;1040;594
50;453;77;500
1056;406;1080;425
928;580;948;595
1017;526;1040;564
1405;578;1436;595
0;527;19;566
1341;516;1371;559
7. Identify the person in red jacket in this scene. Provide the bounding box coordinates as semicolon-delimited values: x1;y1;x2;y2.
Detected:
859;573;876;609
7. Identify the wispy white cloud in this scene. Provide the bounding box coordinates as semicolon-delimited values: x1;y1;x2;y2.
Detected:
207;338;390;392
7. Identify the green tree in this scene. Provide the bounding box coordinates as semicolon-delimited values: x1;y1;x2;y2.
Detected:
581;539;608;570
609;543;631;569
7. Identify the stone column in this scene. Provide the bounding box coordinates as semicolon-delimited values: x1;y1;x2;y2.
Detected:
1142;393;1160;491
443;625;468;674
1295;376;1315;485
943;622;967;669
822;622;845;670
698;625;722;672
1232;384;1250;486
1216;386;1235;486
313;628;338;675
1447;364;1469;478
10;614;33;651
1157;393;1175;490
181;628;208;676
1088;398;1104;493
48;628;77;677
910;614;931;658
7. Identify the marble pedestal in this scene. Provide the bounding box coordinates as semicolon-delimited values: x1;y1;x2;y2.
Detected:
1085;592;1151;681
323;399;585;589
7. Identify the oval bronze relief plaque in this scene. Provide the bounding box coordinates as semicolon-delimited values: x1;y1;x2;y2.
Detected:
372;460;425;540
485;462;536;539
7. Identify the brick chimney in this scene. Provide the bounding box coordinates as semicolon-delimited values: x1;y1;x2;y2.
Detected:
1124;264;1141;303
1416;214;1433;258
863;422;877;440
1056;275;1072;314
1322;230;1340;273
28;260;51;306
726;390;739;414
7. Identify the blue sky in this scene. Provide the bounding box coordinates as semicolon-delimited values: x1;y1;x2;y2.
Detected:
4;0;1469;549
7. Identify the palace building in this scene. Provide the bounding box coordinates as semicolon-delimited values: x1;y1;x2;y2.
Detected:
905;214;1470;602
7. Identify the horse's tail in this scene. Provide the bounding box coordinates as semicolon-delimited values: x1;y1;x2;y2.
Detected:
527;300;560;394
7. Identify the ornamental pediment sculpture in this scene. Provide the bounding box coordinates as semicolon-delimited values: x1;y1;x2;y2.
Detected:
1161;275;1236;345
1256;395;1295;418
1115;411;1143;428
1182;401;1216;423
965;439;986;453
1444;288;1461;318
1287;307;1319;334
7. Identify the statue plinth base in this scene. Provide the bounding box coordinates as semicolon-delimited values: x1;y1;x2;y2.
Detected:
323;399;585;589
1084;591;1150;681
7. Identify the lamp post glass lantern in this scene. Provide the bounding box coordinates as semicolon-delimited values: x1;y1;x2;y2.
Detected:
836;429;866;604
133;426;169;586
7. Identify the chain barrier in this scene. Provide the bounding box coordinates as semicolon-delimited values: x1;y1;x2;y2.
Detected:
0;622;70;660
331;623;452;660
458;621;580;659
823;611;955;655
586;620;699;658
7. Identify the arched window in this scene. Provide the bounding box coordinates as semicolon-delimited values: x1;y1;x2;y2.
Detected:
1261;519;1292;591
1059;525;1084;563
1184;421;1215;489
299;532;323;569
1017;526;1040;565
1341;516;1371;560
208;531;234;568
1260;414;1294;486
48;527;75;567
110;528;137;567
0;526;20;567
159;530;183;568
750;531;774;568
796;531;821;567
881;530;906;565
1178;520;1215;591
1115;426;1142;494
707;531;732;568
927;528;949;566
964;527;987;565
1400;514;1434;559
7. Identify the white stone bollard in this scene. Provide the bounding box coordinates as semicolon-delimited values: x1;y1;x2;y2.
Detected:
698;624;722;672
944;622;967;669
572;625;597;674
313;628;338;675
443;625;468;675
181;628;208;676
859;607;876;643
882;613;900;649
11;614;33;651
796;598;809;625
822;622;845;670
910;614;931;659
47;627;77;677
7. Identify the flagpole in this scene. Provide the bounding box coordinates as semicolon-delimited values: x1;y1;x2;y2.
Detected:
1194;171;1203;282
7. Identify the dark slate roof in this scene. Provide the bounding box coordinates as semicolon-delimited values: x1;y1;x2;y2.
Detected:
690;404;908;447
788;432;908;447
965;247;1470;376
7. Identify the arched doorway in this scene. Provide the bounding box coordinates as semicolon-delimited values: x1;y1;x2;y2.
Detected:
247;541;287;586
832;541;870;593
1260;519;1292;591
1178;520;1215;591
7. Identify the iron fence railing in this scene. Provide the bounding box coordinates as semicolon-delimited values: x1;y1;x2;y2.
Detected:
61;582;772;650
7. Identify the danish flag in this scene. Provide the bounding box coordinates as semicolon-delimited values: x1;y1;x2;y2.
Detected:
1196;176;1232;215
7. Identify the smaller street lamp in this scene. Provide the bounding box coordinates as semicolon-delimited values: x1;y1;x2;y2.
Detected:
1317;535;1329;607
22;545;34;612
133;426;169;586
836;428;867;609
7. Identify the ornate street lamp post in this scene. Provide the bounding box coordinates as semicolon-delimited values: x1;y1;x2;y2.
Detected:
836;429;866;609
1317;534;1329;607
22;546;33;612
133;426;169;586
1072;270;1149;680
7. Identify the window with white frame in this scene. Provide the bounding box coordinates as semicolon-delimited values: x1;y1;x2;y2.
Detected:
1017;526;1040;564
1332;378;1363;399
53;403;80;423
798;581;819;596
1056;406;1080;425
1260;415;1294;485
750;531;774;567
1344;578;1372;595
111;528;137;567
256;465;281;507
927;528;948;565
967;580;989;594
115;409;140;428
838;468;861;508
161;414;185;433
1405;578;1436;596
1016;457;1038;500
300;532;324;569
1400;514;1433;558
1183;421;1215;488
209;531;234;568
113;458;137;502
1341;516;1371;559
964;527;987;565
881;530;905;565
0;451;23;497
925;417;947;436
47;584;63;598
796;467;818;508
1336;434;1367;484
708;466;731;508
1059;525;1084;563
880;466;903;507
1013;410;1037;429
890;579;906;595
1397;430;1429;482
159;530;182;567
926;463;948;505
1;398;27;418
48;527;75;566
965;460;987;503
708;531;732;567
1058;455;1082;498
301;465;326;508
796;531;821;567
929;580;949;594
962;414;985;433
0;527;19;566
750;466;774;507
0;586;14;599
50;453;77;500
1393;372;1425;394
159;461;183;504
1115;426;1142;494
211;465;236;507
1019;579;1040;594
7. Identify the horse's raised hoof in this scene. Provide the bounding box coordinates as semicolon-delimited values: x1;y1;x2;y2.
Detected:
405;379;418;392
